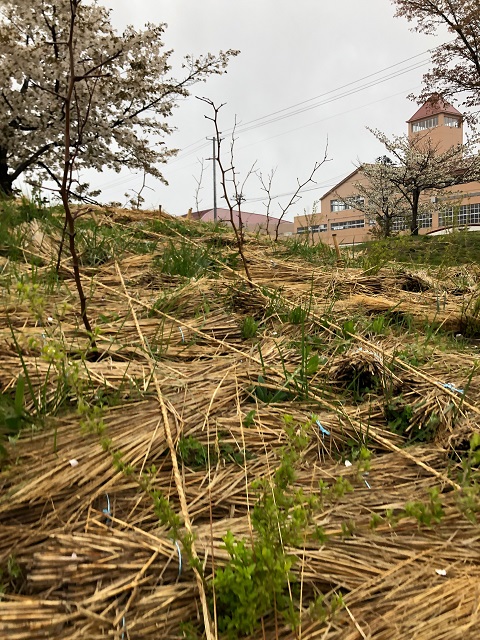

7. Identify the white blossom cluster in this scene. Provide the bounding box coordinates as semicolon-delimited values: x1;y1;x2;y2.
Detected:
0;0;238;196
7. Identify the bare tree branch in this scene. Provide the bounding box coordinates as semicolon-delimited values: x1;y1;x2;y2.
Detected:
198;97;254;285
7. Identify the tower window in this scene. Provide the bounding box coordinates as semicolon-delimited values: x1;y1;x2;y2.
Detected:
412;116;438;132
444;116;461;128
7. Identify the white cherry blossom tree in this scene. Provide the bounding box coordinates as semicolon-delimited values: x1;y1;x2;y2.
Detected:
0;0;238;196
350;158;411;238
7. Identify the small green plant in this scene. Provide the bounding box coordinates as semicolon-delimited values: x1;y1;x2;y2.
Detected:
368;314;388;335
0;555;23;595
75;217;157;266
178;436;209;468
0;376;27;458
250;374;293;404
403;487;444;528
371;487;445;531
242;410;256;427
154;240;216;278
369;513;383;529
177;435;252;469
288;305;308;325
278;237;336;266
341;318;356;338
385;396;439;443
261;285;287;319
457;433;480;522
240;316;258;339
213;416;319;636
341;519;356;538
385;397;414;437
318;476;354;509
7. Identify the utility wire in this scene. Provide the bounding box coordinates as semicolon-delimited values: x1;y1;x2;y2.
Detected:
167;60;430;168
172;44;444;162
233;60;429;135
223;47;437;131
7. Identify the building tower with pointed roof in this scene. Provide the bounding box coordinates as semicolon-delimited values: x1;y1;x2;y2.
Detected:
407;95;463;153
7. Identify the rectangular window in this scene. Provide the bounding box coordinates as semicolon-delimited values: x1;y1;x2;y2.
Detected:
458;204;469;226
412;116;438;132
392;217;407;231
470;203;480;224
439;207;453;226
296;227;306;234
330;196;364;212
444;116;461;128
418;213;432;229
330;199;347;212
331;219;365;231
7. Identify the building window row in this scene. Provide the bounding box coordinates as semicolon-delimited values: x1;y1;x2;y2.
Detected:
296;220;364;234
297;224;327;234
439;204;480;226
331;219;365;230
330;196;365;212
296;214;437;233
412;116;438;132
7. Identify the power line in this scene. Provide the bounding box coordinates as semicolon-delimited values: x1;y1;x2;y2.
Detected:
233;60;429;135
222;47;437;132
170;45;438;163
236;83;422;153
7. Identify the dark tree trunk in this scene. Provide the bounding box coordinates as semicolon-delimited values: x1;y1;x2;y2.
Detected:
410;189;420;236
0;147;13;197
384;214;392;238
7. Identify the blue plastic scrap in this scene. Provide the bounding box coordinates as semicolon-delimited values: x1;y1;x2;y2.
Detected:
315;419;330;437
443;382;464;395
103;493;112;526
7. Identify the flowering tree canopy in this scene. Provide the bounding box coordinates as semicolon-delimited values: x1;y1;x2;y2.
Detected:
351;159;411;238
367;128;480;234
0;0;238;196
392;1;480;120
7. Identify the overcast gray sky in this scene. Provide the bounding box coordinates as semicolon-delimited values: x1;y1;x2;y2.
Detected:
97;0;446;219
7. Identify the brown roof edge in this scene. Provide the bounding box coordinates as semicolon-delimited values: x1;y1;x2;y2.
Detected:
320;166;363;201
407;96;463;123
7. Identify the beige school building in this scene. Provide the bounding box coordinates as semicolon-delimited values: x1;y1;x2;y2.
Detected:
293;99;480;245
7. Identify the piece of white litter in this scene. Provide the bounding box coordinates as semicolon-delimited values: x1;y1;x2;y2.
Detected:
435;569;447;576
272;331;278;336
71;553;78;560
69;459;79;467
47;316;54;323
344;460;352;467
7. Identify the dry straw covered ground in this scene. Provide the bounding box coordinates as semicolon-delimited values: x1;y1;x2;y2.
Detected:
0;207;480;639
